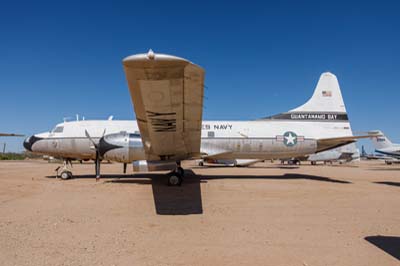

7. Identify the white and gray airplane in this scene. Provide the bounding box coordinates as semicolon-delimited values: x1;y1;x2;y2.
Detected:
306;143;360;164
280;143;359;165
24;51;370;185
369;130;400;160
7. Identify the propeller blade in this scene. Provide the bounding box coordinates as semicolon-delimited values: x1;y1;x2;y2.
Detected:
84;129;103;181
84;130;98;148
95;151;101;181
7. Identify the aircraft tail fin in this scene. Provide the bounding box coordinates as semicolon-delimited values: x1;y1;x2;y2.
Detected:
368;130;393;150
290;72;346;113
261;72;350;127
361;145;367;157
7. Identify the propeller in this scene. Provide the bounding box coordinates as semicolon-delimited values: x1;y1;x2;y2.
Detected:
85;129;106;181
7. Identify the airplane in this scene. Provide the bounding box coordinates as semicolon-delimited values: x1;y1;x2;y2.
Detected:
306;143;360;164
280;143;359;165
24;50;372;185
368;130;400;163
360;145;389;160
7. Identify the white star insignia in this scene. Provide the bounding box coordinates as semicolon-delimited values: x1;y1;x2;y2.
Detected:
285;133;296;145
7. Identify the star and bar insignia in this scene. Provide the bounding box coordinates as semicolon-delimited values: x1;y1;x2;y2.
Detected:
276;131;304;147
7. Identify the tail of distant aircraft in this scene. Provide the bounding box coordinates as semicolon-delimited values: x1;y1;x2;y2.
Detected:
361;145;367;157
369;130;393;150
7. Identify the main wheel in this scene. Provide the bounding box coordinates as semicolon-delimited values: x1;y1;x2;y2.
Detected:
60;170;73;180
168;172;183;186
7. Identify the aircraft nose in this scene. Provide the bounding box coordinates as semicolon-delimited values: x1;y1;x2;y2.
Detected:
23;137;32;151
23;135;42;152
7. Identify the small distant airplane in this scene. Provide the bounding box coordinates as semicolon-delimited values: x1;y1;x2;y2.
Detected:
0;133;24;137
280;143;360;165
360;145;388;160
306;143;360;164
24;50;374;185
369;130;400;162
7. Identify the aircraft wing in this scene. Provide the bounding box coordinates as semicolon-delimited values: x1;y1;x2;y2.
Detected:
316;135;374;153
0;133;24;137
123;51;205;161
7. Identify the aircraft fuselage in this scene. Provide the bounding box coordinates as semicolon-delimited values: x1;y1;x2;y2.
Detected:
24;118;352;162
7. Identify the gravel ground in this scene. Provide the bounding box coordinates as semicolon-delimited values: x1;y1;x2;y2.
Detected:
0;160;399;266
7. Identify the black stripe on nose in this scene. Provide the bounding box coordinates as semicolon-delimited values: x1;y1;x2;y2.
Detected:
23;135;43;151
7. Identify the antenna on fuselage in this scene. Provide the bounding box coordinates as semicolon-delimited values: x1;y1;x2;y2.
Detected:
108;116;114;121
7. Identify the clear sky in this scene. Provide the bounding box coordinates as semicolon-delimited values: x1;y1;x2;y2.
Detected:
1;1;399;152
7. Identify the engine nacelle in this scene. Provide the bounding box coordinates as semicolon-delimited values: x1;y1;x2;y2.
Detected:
132;160;177;172
99;132;145;163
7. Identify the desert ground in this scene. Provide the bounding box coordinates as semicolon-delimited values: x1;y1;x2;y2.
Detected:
0;160;399;266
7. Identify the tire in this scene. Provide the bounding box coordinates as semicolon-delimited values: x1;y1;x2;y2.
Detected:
168;173;182;186
60;171;72;180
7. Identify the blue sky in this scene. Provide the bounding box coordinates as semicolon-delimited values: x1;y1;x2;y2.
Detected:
1;1;399;152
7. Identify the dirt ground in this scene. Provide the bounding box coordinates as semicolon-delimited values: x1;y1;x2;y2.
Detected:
0;160;399;266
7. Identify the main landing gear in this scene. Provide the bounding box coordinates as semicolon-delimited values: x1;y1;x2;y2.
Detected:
167;164;184;186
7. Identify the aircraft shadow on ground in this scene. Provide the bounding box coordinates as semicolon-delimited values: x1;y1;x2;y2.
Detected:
365;235;400;261
191;165;300;170
105;172;204;215
47;173;204;215
196;172;352;184
368;167;400;171
373;181;400;187
47;171;351;215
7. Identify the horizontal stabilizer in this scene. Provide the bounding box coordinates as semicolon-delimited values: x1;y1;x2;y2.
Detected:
367;130;393;150
317;134;378;153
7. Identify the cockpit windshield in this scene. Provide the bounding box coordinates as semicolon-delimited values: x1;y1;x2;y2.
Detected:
52;126;64;133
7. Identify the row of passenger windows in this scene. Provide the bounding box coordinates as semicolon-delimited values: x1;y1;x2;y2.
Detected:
50;128;217;136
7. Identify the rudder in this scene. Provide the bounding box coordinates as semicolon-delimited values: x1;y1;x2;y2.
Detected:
290;72;346;113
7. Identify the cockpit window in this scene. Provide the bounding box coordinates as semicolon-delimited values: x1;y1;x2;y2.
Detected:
52;126;64;133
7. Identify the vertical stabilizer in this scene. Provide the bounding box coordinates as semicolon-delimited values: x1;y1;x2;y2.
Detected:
290;72;346;113
262;72;350;129
369;130;393;150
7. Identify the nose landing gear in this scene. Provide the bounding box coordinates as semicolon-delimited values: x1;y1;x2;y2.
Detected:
56;159;74;180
